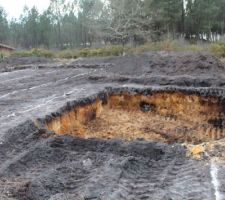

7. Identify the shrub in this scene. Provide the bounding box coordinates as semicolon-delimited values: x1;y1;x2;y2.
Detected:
57;50;79;59
104;45;124;56
79;46;124;57
0;51;12;62
31;48;54;58
210;43;225;57
13;48;54;58
79;48;90;57
130;40;205;53
0;52;4;62
185;44;204;52
12;50;33;57
10;41;211;60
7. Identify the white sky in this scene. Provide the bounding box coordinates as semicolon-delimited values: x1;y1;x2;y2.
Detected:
0;0;50;19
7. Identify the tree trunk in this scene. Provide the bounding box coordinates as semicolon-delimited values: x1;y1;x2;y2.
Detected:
181;0;185;34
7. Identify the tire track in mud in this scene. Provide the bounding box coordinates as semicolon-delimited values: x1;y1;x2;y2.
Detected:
103;158;214;200
0;69;90;99
0;83;111;139
1;127;212;200
0;69;91;116
0;69;96;138
0;70;57;84
211;162;222;200
211;162;225;200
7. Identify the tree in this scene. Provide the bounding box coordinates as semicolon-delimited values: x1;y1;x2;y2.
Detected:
39;11;52;48
48;0;66;48
25;7;39;47
104;0;148;46
1;0;225;48
77;0;104;47
0;7;9;43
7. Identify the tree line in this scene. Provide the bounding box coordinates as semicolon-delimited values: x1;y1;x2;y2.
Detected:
0;0;225;49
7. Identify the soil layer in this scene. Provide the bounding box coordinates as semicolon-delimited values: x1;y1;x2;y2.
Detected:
45;89;225;144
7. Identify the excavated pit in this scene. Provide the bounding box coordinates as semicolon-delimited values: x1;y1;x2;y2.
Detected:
2;53;225;200
43;88;225;144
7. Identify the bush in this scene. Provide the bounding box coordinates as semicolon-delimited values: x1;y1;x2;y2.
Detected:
0;52;10;62
12;46;124;59
13;48;54;58
210;43;225;57
31;48;54;58
0;53;4;62
79;46;124;57
129;41;177;53
185;44;204;52
12;50;32;57
130;40;205;54
79;48;91;57
103;46;124;56
57;50;79;59
10;41;211;60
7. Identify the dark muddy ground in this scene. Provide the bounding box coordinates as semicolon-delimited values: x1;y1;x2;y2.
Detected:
1;52;225;200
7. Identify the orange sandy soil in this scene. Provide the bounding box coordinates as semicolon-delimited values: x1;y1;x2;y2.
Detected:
46;92;225;145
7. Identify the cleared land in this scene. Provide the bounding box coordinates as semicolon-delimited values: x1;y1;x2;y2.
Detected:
1;53;225;200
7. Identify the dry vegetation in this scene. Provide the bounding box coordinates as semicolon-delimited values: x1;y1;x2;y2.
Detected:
7;41;225;61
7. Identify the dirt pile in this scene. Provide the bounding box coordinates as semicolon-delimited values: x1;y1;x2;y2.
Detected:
0;120;215;200
72;52;225;76
72;52;225;88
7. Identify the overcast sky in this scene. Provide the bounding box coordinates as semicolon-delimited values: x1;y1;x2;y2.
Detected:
0;0;50;19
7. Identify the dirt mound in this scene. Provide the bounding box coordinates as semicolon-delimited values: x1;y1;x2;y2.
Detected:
0;56;56;72
0;120;215;200
1;56;53;66
73;52;225;88
73;52;225;76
